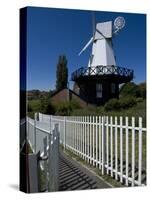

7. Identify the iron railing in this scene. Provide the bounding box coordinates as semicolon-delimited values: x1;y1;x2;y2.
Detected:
71;65;134;81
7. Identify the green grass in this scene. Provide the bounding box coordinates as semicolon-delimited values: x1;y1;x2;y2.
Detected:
71;100;146;127
27;97;146;128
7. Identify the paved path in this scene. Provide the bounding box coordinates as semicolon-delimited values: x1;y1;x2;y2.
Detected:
59;151;111;191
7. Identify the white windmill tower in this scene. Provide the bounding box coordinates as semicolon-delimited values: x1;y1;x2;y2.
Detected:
78;16;126;69
71;15;133;105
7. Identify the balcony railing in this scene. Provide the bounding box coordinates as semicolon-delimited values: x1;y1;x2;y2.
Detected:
71;65;134;82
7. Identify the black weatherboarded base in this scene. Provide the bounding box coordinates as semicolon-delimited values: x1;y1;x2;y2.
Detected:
59;151;110;191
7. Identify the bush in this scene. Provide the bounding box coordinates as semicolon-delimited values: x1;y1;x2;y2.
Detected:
120;82;141;98
55;100;81;116
119;97;137;109
55;101;71;116
104;97;137;111
27;97;55;117
40;97;55;114
69;99;81;110
28;99;41;112
136;97;143;103
104;99;121;111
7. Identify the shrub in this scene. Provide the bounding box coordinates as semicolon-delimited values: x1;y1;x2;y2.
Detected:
136;97;143;103
69;99;81;110
119;97;137;109
40;97;55;114
55;101;71;116
120;82;141;98
55;100;81;116
104;97;137;111
28;99;41;112
104;99;121;111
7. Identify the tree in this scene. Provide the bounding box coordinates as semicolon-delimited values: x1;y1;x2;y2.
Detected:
56;55;68;90
119;82;141;98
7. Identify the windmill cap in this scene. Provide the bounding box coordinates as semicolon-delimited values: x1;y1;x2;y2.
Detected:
95;21;112;39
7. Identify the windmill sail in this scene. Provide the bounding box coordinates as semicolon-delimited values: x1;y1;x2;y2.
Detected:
78;12;96;57
78;37;93;56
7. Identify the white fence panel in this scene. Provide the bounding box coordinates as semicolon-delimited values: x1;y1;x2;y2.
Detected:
26;114;59;192
36;113;146;186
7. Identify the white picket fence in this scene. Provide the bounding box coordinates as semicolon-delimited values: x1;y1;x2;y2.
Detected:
38;113;146;187
26;115;59;192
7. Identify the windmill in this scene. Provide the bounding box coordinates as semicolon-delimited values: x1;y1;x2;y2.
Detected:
71;15;133;105
78;16;125;68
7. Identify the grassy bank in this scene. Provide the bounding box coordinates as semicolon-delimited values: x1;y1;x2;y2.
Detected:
71;100;146;127
28;99;146;127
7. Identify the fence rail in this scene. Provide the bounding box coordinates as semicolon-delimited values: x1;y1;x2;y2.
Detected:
38;113;146;186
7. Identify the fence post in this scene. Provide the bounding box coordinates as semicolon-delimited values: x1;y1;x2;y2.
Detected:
102;116;106;175
90;116;92;165
50;115;52;134
48;131;55;191
138;117;142;186
34;113;37;153
92;116;95;166
87;116;90;163
115;116;118;180
110;116;113;177
106;116;109;174
54;124;59;190
74;116;76;153
96;116;98;167
120;116;123;183
64;117;66;151
43;136;48;191
85;116;87;161
125;117;129;186
131;117;135;186
27;117;29;143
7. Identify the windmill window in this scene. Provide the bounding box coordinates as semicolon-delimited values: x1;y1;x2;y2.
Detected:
111;83;116;93
96;83;102;98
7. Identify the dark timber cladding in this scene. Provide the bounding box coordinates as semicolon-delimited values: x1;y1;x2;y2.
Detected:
71;65;134;105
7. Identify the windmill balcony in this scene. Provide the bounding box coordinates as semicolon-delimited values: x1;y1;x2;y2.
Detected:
71;65;134;83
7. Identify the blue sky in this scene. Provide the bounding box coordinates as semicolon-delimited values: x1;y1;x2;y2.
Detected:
26;7;146;91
